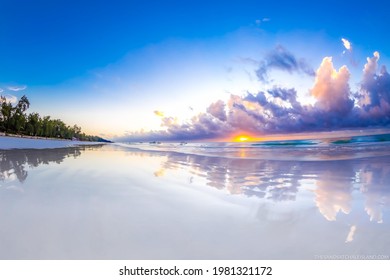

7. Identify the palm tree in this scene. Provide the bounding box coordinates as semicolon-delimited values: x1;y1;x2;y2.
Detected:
17;95;30;112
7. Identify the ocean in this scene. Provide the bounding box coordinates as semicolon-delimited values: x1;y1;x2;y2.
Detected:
120;133;390;161
0;134;389;259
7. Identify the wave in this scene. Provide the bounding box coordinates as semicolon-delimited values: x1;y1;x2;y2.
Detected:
252;134;390;147
117;133;390;161
251;139;319;147
329;134;390;145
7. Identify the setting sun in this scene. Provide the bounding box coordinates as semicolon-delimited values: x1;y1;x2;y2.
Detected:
234;135;251;142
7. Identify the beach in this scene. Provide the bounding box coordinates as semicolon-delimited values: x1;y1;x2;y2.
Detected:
0;135;104;150
1;138;389;259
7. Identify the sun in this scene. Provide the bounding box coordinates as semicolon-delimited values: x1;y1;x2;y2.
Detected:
233;135;251;142
229;133;265;142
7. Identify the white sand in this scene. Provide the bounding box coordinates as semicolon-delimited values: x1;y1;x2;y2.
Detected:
1;144;389;259
0;135;104;149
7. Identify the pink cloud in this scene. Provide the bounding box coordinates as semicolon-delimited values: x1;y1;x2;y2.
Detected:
118;49;390;142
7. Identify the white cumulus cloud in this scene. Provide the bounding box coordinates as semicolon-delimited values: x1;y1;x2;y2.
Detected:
311;57;353;114
341;38;352;52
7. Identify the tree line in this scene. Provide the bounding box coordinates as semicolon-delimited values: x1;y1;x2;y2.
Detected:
0;95;110;142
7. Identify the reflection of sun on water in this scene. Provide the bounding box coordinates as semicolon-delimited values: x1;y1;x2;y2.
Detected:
239;149;247;158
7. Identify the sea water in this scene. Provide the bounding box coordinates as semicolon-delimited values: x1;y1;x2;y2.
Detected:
0;135;389;259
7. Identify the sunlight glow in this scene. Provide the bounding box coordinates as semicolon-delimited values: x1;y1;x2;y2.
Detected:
234;135;252;142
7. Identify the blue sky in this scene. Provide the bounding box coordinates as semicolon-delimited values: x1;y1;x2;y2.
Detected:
1;0;390;140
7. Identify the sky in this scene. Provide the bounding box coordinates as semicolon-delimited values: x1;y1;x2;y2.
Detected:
1;0;390;141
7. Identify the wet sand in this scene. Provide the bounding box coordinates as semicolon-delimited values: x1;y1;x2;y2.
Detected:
0;144;389;259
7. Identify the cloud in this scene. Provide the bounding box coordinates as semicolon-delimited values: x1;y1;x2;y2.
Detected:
0;88;3;93
341;38;358;66
7;85;27;91
255;18;270;26
256;45;315;82
1;94;18;104
359;52;390;120
154;110;164;117
206;100;227;121
117;49;390;142
311;57;354;114
341;38;352;52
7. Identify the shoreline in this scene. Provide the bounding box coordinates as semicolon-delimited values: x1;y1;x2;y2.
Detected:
0;135;107;150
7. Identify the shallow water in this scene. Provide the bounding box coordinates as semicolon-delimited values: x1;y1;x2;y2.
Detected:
0;143;389;259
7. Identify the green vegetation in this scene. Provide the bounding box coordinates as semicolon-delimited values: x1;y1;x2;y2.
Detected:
0;95;110;142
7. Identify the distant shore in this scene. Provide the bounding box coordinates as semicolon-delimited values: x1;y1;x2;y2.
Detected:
0;134;108;150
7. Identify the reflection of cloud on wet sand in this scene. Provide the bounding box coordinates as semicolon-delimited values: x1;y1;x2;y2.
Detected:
359;163;390;223
151;151;390;223
160;153;301;201
314;171;353;221
312;159;390;223
345;225;357;243
365;194;384;223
